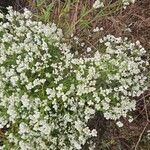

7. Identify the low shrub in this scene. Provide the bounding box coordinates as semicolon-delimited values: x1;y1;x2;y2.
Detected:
0;7;148;150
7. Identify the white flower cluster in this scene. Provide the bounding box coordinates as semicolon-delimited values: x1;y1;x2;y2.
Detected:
0;7;148;150
122;0;136;8
0;7;96;150
147;130;150;140
93;0;104;9
93;0;136;9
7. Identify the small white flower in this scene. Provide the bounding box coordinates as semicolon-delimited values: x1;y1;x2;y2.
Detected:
136;40;140;46
26;82;32;90
116;121;124;127
19;122;29;134
93;27;100;32
93;0;104;9
130;0;136;3
81;42;85;47
91;129;97;137
128;116;134;123
0;13;4;19
21;94;29;108
100;27;104;31
10;76;18;86
87;47;92;52
73;141;82;150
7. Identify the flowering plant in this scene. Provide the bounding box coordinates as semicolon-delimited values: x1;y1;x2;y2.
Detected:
93;0;136;9
0;7;148;150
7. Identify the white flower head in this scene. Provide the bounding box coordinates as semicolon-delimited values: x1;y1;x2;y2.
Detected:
93;0;104;9
116;121;123;127
0;13;4;19
87;47;92;52
93;27;100;32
